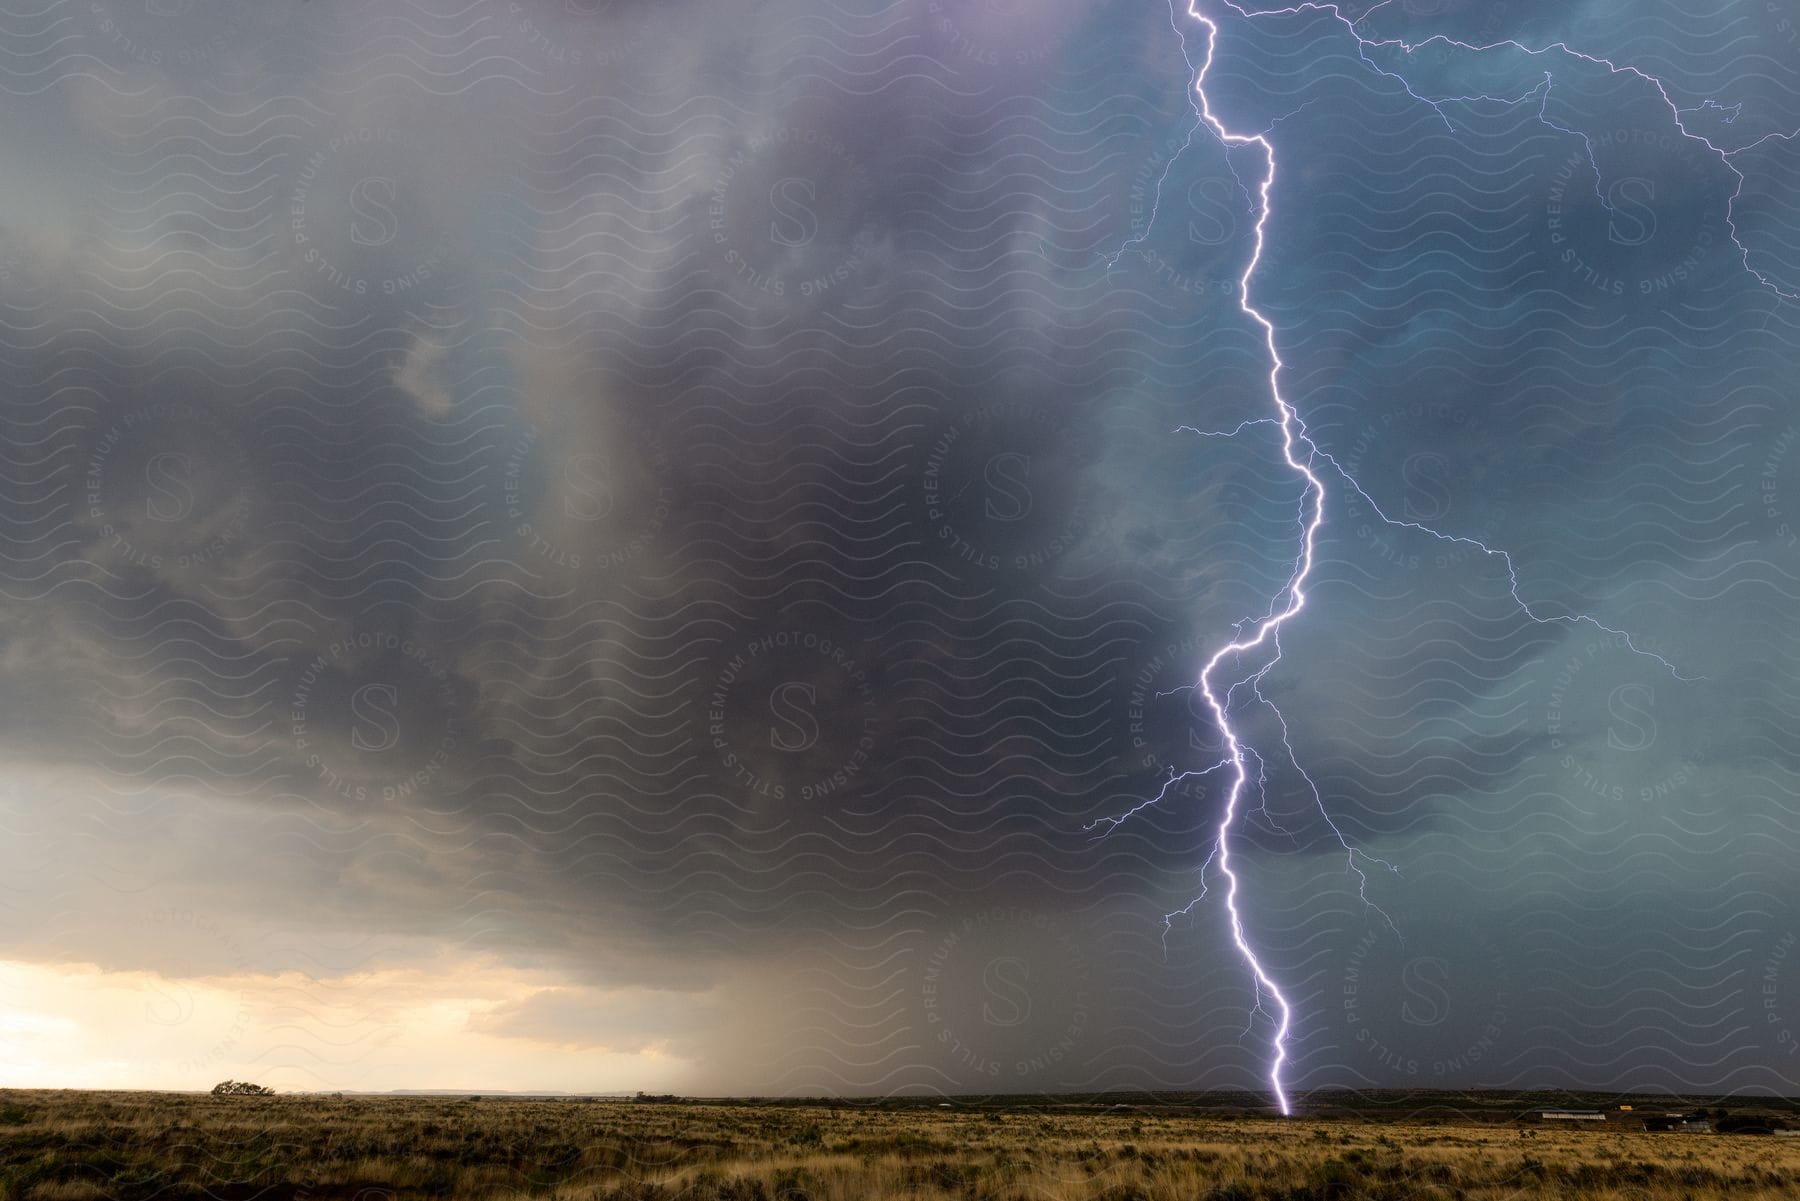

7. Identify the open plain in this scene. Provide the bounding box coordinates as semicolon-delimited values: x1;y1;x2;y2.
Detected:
3;1089;1799;1201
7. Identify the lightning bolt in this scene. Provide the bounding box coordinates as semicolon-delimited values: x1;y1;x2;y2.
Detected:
1091;0;1777;1115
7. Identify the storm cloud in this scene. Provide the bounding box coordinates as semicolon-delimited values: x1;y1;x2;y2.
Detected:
1;0;1797;1099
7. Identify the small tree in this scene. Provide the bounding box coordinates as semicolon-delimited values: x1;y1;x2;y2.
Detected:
211;1080;275;1096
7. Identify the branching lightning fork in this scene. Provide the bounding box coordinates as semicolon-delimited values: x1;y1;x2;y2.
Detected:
1089;0;1780;1115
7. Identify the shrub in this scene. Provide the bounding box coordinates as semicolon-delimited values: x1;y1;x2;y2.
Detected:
1096;1186;1152;1201
1310;1157;1359;1200
209;1081;275;1096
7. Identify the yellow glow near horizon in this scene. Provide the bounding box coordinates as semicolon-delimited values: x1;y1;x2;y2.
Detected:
0;959;695;1093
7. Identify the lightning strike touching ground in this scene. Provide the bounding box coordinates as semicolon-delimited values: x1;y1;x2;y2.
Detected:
1092;0;1782;1116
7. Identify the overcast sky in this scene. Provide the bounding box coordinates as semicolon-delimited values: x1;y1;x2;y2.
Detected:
1;0;1798;1102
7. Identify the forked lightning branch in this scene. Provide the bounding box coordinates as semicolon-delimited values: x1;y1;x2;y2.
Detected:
1091;0;1786;1114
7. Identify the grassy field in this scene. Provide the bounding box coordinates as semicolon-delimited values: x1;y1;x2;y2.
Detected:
2;1089;1798;1201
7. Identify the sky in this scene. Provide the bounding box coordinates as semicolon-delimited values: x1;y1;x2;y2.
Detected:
1;0;1798;1102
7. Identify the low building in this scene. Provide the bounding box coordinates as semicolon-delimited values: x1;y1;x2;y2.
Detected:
1538;1109;1606;1122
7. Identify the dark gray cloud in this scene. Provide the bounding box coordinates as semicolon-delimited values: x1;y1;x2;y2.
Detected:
1;0;1797;1100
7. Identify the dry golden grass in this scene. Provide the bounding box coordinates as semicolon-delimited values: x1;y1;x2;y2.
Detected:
1;1089;1796;1201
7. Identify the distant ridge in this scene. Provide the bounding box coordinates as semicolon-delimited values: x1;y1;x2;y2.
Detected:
297;1090;638;1098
